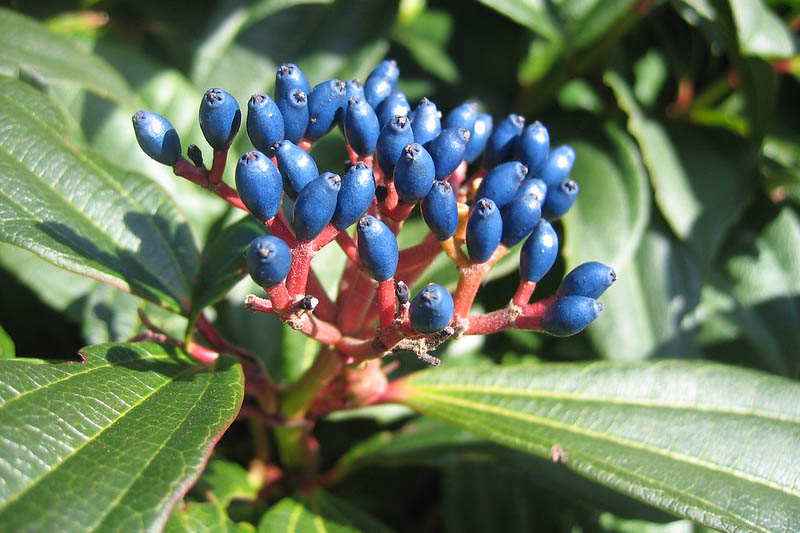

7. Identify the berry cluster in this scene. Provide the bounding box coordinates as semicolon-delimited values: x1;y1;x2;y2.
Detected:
132;59;615;367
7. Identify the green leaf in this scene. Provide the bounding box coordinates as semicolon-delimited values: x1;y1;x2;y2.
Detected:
0;324;14;359
730;0;796;59
165;502;255;533
190;217;265;324
475;0;560;41
0;77;199;313
392;10;460;84
397;361;800;532
560;116;650;275
579;228;702;361
0;8;136;106
605;71;757;267
257;489;393;533
192;459;260;508
0;342;244;532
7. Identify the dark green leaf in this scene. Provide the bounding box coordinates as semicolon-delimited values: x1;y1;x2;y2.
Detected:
392;10;460;84
0;324;14;359
605;71;756;267
165;502;255;533
190;217;265;324
0;77;199;313
0;8;136;106
730;0;796;59
475;0;560;41
257;489;393;533
0;342;244;532
397;361;800;532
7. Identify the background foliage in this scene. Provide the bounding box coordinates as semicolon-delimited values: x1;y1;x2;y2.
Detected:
0;0;799;531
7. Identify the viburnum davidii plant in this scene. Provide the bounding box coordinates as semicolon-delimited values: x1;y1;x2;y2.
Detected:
3;2;800;527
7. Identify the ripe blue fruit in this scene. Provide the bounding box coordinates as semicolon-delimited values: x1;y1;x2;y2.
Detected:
514;121;550;176
247;94;284;156
364;59;399;108
293;172;341;241
306;79;347;141
246;234;291;288
442;101;478;131
275;63;311;100
556;262;616;299
274;140;319;200
394;143;435;204
484;113;525;168
501;179;545;247
540;145;576;187
466;198;503;263
235;151;283;222
344;98;380;157
376;115;414;178
519;220;558;282
475;161;528;209
376;91;411;130
427;128;470;180
357;215;399;281
332;162;375;230
199;88;241;150
132;110;181;166
541;296;602;337
276;89;309;144
410;98;441;146
421;181;459;241
542;178;579;220
410;283;454;333
340;80;365;124
463;113;493;164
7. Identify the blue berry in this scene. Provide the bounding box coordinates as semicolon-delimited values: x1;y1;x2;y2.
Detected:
276;89;309;144
540;145;576;187
484;113;524;168
132;110;181;166
475;161;528;210
274;140;319;200
275;63;311;100
442;101;478;131
394;143;435;204
246;235;291;288
541;296;602;337
345;79;365;102
463;112;493;163
519;220;558;282
542;178;579;220
357;215;399;281
410;283;454;334
556;262;616;299
501;179;545;247
306;79;347;141
427;128;470;180
235;151;283;222
344;98;380;157
410;98;441;146
376;115;414;178
376;91;411;130
364;59;399;108
247;94;284;156
293;172;341;241
421;181;459;241
514;121;550;176
466;198;503;263
199;88;241;150
332;162;375;230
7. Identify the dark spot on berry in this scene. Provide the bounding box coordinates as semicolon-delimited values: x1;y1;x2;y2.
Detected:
563;179;578;192
293;90;306;103
375;184;388;203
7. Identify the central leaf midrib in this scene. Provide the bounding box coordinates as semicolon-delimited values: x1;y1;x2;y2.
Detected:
407;389;800;498
0;358;196;511
0;89;192;303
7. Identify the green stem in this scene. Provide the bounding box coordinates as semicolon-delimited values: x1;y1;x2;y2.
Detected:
280;345;342;420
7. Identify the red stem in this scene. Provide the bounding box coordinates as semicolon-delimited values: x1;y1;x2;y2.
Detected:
512;280;537;306
335;231;361;266
173;157;249;212
305;272;337;322
337;272;375;334
266;216;296;247
449;160;468;189
266;284;293;312
453;262;490;317
377;279;397;329
208;148;227;185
